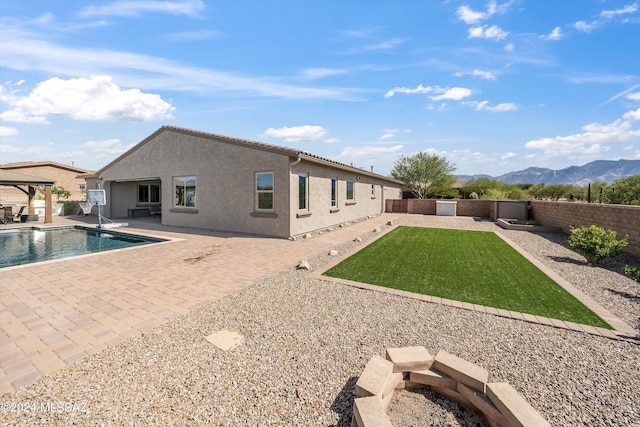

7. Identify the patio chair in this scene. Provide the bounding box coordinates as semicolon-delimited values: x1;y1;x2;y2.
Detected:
3;206;13;224
13;206;26;222
148;204;162;217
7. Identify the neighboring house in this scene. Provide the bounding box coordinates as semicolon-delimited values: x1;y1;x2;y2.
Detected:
86;126;403;238
0;161;94;205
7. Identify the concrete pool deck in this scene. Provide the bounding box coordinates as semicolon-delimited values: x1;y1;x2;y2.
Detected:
1;214;637;396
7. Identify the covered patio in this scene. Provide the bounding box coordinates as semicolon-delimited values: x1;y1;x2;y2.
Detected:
0;169;55;223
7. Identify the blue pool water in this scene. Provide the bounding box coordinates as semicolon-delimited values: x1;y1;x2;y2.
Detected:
0;226;166;268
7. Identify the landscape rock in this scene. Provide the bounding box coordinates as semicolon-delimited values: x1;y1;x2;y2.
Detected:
295;260;311;270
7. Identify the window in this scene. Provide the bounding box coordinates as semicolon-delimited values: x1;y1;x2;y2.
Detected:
371;184;376;198
298;173;308;210
346;180;355;201
174;177;196;207
256;172;274;210
331;178;338;207
138;184;160;204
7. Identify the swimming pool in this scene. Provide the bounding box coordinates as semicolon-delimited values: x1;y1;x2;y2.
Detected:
0;226;167;268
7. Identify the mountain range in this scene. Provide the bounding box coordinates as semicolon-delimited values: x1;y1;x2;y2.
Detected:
457;159;640;186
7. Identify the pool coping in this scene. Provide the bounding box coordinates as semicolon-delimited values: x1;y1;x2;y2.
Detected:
0;224;182;272
312;225;639;343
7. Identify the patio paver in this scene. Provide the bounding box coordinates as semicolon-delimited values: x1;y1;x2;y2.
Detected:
1;214;399;395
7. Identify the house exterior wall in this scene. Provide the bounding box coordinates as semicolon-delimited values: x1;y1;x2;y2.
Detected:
289;160;402;236
94;127;403;238
98;130;293;237
0;163;89;205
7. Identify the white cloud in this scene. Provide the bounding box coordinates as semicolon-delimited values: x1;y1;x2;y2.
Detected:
0;143;20;153
430;87;472;101
385;84;433;98
325;138;340;144
301;68;347;80
456;1;514;24
0;110;49;124
0;126;18;137
343;37;409;54
166;30;223;41
336;144;403;162
468;25;509;41
525;109;640;157
1;75;175;123
623;107;640;120
601;84;640;105
263;125;327;142
627;92;640;101
504;43;515;51
470;100;518;112
457;69;496;80
574;20;594;33
471;69;496;80
601;3;638;18
78;0;205;18
501;152;517;160
423;148;496;169
84;138;135;155
362;38;407;51
457;5;490;24
0;27;359;101
380;129;398;140
543;26;563;40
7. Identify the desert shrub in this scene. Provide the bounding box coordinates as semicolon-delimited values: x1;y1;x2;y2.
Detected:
624;265;640;283
63;201;78;216
567;225;628;264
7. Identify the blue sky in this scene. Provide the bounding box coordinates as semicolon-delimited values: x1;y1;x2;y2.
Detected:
1;0;639;176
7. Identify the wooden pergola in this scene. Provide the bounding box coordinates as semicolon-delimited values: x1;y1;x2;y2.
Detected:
0;169;55;223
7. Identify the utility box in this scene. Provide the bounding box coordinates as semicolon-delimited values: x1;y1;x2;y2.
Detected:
436;200;457;216
491;200;528;221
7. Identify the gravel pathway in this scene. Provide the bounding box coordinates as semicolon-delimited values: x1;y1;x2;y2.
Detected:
2;216;639;426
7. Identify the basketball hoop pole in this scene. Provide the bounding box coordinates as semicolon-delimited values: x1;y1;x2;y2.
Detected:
97;203;102;228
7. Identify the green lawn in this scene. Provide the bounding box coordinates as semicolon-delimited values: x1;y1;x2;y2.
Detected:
323;226;611;329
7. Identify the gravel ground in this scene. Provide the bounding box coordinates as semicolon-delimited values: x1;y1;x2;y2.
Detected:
2;216;639;426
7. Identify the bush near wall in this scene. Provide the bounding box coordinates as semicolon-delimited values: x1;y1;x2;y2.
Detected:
530;201;639;258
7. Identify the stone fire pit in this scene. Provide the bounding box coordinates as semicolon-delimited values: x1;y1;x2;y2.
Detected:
352;346;550;427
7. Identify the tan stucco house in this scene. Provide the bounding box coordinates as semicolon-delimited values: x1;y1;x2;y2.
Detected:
0;161;93;205
85;126;403;238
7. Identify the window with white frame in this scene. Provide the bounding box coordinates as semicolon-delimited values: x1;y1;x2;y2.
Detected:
298;173;308;210
346;180;355;201
174;176;196;207
256;172;274;211
138;183;160;204
331;178;338;208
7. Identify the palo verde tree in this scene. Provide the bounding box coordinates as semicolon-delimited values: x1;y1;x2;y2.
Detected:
391;152;456;198
52;186;72;201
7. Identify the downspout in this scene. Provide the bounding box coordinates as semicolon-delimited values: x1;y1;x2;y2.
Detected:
288;155;302;238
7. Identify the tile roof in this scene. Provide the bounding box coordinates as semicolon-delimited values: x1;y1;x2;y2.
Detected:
98;125;403;184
